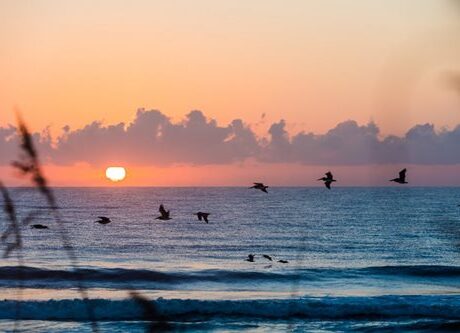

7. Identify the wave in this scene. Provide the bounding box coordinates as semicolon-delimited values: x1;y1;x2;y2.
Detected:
353;319;460;332
0;295;459;321
0;265;458;287
0;266;294;285
362;265;460;278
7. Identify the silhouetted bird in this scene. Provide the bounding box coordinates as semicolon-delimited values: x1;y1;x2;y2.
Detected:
262;254;273;261
277;260;289;264
318;171;336;189
246;254;255;262
194;212;210;223
31;224;48;229
95;216;111;224
156;204;171;220
250;182;269;193
390;168;408;184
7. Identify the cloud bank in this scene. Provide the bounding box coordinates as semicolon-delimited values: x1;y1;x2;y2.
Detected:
1;109;459;166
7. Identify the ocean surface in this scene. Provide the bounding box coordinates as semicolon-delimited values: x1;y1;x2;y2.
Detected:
0;187;459;332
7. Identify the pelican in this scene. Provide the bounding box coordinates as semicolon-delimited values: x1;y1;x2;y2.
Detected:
156;204;171;220
95;216;111;224
277;260;289;264
390;168;408;184
245;254;255;262
31;224;48;229
250;182;269;193
194;212;210;223
262;254;273;261
318;171;336;189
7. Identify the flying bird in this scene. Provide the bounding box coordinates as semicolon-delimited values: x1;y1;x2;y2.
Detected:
194;212;210;223
250;182;269;193
277;260;289;264
95;216;111;224
262;254;273;261
156;204;171;220
245;254;255;262
318;171;337;189
31;224;48;229
390;168;408;184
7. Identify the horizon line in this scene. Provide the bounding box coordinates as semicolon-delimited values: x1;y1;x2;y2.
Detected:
5;185;460;189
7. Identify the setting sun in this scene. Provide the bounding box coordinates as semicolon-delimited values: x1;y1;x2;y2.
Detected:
105;167;126;182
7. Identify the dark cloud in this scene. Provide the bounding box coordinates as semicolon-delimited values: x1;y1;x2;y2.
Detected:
0;125;53;165
0;126;17;164
260;120;381;165
49;109;259;165
0;109;459;166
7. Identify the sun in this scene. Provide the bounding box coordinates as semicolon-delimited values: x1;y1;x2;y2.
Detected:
105;167;126;182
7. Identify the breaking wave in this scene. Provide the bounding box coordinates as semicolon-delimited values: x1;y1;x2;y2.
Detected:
0;295;459;321
0;265;458;288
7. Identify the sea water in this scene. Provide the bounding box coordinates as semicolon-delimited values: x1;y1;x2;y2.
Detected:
0;187;459;332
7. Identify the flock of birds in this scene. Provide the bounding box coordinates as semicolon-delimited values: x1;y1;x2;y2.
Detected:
28;168;409;262
245;253;289;264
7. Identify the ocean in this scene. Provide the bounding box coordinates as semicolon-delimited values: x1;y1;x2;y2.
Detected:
0;187;459;332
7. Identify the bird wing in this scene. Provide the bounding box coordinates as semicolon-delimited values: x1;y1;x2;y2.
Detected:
197;214;203;221
325;181;332;189
203;213;209;223
253;182;264;186
98;216;109;221
159;204;167;216
399;168;406;180
261;187;268;193
326;171;333;180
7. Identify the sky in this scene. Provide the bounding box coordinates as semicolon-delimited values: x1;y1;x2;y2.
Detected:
1;0;460;186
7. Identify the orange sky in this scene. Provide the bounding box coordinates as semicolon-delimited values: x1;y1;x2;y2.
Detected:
1;1;460;186
2;1;460;133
